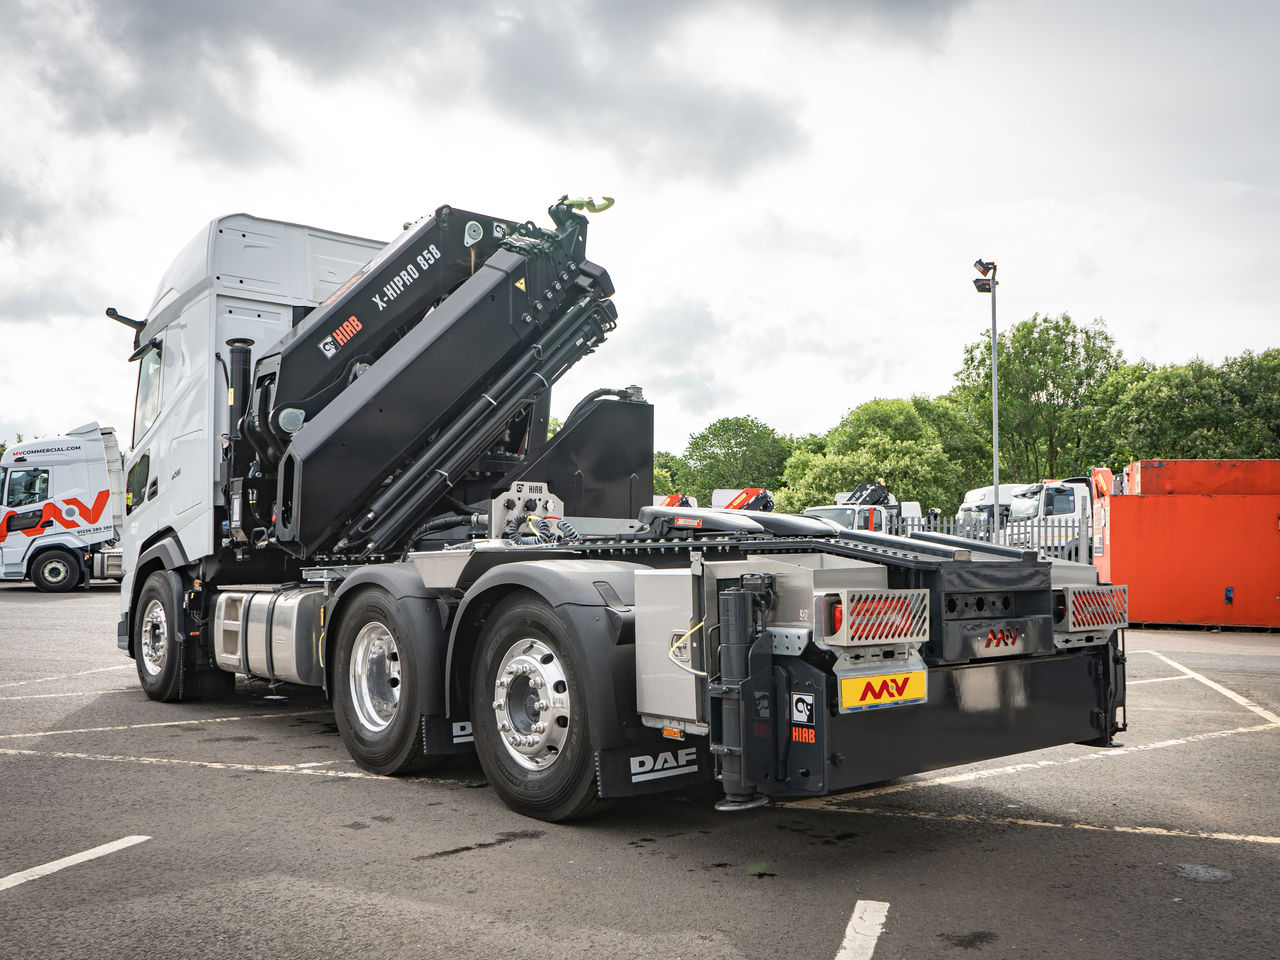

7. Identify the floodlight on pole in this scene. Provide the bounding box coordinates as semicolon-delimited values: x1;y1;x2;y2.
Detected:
972;258;1000;543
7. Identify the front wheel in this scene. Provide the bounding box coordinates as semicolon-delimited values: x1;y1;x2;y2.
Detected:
471;594;610;821
332;589;438;775
31;549;82;593
135;570;186;701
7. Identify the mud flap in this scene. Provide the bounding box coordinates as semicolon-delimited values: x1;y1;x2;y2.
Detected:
595;738;713;798
422;715;477;755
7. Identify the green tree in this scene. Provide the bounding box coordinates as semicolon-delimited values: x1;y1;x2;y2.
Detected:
1108;358;1246;460
1222;348;1280;457
910;394;989;511
683;416;794;506
653;450;695;498
956;313;1124;481
1089;349;1280;464
775;399;960;513
1078;361;1155;467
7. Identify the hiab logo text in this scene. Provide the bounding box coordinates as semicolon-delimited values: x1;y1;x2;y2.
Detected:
318;316;363;358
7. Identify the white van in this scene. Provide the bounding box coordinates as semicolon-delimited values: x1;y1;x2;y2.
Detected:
0;423;125;591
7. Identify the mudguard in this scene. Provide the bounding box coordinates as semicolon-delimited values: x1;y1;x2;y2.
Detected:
445;559;650;750
325;562;449;717
120;533;191;653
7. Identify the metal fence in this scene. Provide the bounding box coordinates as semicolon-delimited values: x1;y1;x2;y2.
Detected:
884;514;1090;562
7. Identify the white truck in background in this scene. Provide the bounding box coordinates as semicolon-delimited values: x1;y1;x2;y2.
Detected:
956;480;1095;561
0;422;125;591
804;484;922;533
1005;479;1095;561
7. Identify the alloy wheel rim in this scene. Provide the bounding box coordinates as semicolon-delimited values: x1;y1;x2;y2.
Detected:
139;599;167;676
350;621;402;733
490;638;571;771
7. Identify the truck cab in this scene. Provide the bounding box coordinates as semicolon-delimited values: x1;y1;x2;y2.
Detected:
0;423;125;591
118;214;384;619
804;484;921;533
1004;478;1093;561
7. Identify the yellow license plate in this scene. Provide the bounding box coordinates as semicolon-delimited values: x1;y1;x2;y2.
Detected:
839;669;927;712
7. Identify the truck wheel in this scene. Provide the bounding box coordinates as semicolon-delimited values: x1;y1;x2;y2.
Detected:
31;549;82;593
332;589;437;775
135;570;187;702
471;594;611;822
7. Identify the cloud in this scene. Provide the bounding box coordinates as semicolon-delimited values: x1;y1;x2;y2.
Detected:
2;1;967;185
0;176;56;243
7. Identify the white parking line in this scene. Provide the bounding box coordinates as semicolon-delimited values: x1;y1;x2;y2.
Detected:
1129;675;1194;685
0;746;484;787
0;710;330;740
835;900;890;960
0;688;138;702
0;665;132;689
794;650;1279;807
826;805;1280;846
1137;650;1280;724
790;720;1279;808
0;836;150;892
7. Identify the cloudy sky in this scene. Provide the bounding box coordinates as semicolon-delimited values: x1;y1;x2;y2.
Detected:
1;0;1275;454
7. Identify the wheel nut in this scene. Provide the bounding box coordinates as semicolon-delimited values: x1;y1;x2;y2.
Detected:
493;700;504;711
498;721;511;732
531;722;546;734
534;700;549;711
497;678;510;688
530;677;544;689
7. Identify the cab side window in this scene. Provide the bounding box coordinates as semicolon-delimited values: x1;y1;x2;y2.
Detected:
133;344;163;446
126;454;150;515
1046;490;1076;517
5;468;50;508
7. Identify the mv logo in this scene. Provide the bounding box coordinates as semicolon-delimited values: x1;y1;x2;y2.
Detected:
985;627;1020;648
859;677;912;703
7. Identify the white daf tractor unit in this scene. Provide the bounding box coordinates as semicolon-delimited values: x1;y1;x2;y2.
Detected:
110;197;1128;822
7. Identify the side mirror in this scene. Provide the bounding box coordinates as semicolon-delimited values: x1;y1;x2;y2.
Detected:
129;337;162;362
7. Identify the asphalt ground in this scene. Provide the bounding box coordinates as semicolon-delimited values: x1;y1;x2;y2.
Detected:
1;581;1276;960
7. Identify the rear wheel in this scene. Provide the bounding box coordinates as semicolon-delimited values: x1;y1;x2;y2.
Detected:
471;594;610;821
31;549;81;593
332;589;438;775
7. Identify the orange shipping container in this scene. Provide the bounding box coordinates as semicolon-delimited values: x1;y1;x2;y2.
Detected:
1128;459;1280;496
1094;461;1280;628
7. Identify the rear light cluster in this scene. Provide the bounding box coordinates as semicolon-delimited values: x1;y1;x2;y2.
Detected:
1065;585;1128;630
819;589;930;645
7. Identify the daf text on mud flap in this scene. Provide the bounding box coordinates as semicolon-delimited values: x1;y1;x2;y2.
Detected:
630;747;698;783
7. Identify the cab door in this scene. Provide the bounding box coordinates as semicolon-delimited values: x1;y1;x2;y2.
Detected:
123;339;164;551
0;465;54;574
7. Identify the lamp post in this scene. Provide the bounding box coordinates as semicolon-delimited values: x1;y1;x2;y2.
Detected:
973;259;999;543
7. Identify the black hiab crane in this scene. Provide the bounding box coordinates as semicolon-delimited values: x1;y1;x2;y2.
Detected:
114;196;1128;822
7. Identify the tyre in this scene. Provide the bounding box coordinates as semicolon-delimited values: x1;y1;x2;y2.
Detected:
471;594;611;821
332;588;439;775
31;549;82;593
134;570;187;701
